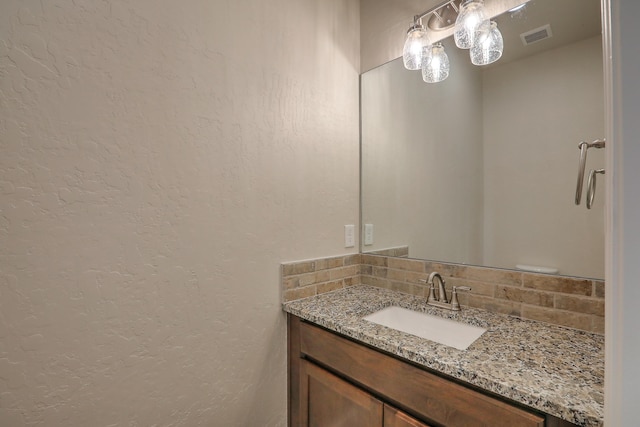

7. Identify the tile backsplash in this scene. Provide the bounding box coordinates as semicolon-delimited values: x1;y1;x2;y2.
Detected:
281;253;604;334
281;254;361;303
363;246;409;257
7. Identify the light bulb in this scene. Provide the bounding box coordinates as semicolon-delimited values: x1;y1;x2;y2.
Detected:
470;20;503;66
403;24;430;70
454;0;486;49
422;43;449;83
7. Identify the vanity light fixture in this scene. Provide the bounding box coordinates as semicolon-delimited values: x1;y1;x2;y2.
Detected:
454;0;486;49
422;43;450;83
402;0;511;82
403;21;431;70
470;20;503;65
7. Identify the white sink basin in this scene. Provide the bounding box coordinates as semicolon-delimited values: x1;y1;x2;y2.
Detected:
362;306;486;350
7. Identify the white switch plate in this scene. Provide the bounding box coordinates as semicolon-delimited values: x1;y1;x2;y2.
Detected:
344;225;355;248
364;224;374;246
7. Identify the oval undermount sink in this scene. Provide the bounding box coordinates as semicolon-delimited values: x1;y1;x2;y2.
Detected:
362;306;486;350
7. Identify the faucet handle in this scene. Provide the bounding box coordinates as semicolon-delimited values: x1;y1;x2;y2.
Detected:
419;279;437;302
450;286;472;311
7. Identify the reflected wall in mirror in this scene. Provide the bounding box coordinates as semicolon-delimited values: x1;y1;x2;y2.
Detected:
361;0;604;279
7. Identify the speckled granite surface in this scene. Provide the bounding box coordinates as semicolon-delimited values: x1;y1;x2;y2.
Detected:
283;285;604;427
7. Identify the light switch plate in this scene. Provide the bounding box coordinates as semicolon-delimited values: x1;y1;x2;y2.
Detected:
344;225;355;248
364;224;374;246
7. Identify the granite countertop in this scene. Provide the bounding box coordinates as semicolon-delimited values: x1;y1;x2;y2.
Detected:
283;285;604;427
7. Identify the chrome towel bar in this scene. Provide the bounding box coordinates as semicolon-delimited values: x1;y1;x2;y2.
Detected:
575;139;605;205
586;169;605;209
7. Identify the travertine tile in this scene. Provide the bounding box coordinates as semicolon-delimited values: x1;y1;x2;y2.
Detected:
361;254;388;267
447;278;496;297
344;276;360;287
282;261;316;276
386;268;406;282
455;292;470;306
404;270;427;284
285;271;329;287
317;270;331;282
495;285;554;308
591;316;605;334
372;266;388;278
316;257;344;270
468;295;521;316
364;247;408;257
456;265;522;287
361;276;389;288
423;261;460;277
329;265;358;281
293;271;320;287
523;274;592;296
410;285;426;297
387;257;425;273
521;306;592;331
393;247;409;257
555;295;604;316
344;254;361;266
283;276;300;290
360;264;373;276
317;280;344;294
593;281;605;298
283;285;316;302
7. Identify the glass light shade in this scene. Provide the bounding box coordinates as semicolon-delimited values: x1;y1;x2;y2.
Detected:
454;0;486;49
470;20;503;66
403;25;430;70
422;43;449;83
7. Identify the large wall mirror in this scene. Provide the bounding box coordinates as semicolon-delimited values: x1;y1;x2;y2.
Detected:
361;0;604;279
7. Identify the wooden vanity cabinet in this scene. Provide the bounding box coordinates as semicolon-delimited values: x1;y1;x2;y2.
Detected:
301;359;383;427
301;359;430;427
288;314;577;427
384;405;432;427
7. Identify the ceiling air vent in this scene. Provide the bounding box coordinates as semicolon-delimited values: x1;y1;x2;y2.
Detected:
520;24;553;46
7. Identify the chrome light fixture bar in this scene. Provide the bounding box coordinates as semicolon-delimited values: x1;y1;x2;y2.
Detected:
402;0;461;74
403;0;514;82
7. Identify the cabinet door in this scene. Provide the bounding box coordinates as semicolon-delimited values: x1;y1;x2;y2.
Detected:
300;360;383;427
384;404;432;427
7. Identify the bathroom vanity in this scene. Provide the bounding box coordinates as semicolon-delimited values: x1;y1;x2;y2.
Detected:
284;286;604;427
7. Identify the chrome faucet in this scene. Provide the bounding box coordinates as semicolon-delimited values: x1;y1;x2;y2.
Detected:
427;272;448;303
422;272;471;311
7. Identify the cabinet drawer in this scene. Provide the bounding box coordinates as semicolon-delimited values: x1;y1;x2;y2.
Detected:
299;321;544;427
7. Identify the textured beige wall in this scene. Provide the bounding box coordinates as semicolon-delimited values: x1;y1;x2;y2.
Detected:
0;0;359;425
483;36;604;278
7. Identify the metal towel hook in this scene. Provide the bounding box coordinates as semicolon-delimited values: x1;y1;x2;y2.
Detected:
575;139;605;205
586;169;605;209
